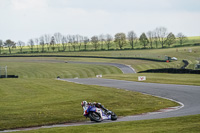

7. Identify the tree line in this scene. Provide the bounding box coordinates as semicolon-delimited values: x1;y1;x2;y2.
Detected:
0;27;189;54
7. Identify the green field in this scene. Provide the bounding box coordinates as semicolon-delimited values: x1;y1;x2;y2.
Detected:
1;45;200;71
1;36;200;54
14;114;200;133
0;57;122;79
0;45;199;132
0;79;178;130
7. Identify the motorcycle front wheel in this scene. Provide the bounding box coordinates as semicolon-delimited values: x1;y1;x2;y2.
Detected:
89;112;102;122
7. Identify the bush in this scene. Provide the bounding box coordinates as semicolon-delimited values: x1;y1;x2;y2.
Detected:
58;50;65;52
193;43;200;46
32;51;39;53
124;48;131;50
100;48;106;51
41;50;47;53
108;48;115;51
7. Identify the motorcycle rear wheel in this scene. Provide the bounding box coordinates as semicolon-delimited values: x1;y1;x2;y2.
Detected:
89;112;102;122
111;112;117;120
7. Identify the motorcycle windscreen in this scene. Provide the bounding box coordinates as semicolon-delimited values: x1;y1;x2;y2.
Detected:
88;106;97;112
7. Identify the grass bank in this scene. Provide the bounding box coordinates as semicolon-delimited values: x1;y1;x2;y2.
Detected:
14;114;200;133
1;46;200;70
0;79;178;130
0;56;183;73
0;57;122;78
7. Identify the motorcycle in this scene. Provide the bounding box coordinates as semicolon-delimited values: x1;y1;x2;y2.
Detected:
83;105;117;122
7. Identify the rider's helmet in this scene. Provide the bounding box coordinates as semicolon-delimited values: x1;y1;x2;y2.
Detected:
81;101;87;107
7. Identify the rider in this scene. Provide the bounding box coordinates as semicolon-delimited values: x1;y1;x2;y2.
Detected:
81;101;110;116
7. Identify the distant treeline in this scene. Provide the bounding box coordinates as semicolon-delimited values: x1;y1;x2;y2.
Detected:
0;26;199;54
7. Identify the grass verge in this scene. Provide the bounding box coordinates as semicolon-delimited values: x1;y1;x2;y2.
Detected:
103;73;200;86
14;114;200;133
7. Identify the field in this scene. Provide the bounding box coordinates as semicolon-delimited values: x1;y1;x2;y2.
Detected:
0;57;179;131
1;36;200;54
0;57;122;79
2;45;200;72
0;45;200;132
1;46;200;73
13;114;200;133
0;78;177;130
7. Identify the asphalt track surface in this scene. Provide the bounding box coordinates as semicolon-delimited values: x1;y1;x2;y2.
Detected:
1;78;200;132
62;78;200;120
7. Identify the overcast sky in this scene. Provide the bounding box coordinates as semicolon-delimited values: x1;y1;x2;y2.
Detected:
0;0;200;42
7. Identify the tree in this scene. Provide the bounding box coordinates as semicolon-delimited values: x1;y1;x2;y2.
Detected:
105;34;113;50
50;36;56;52
83;36;89;51
114;33;126;50
0;40;3;54
165;32;176;47
54;32;62;51
61;36;67;51
75;35;83;51
176;33;188;45
155;27;168;48
28;39;34;52
99;34;105;50
71;35;76;51
127;31;137;49
153;30;159;48
34;38;39;51
139;33;149;48
91;36;99;50
44;34;51;51
67;35;72;51
17;41;25;53
147;31;154;48
4;39;16;54
39;36;45;52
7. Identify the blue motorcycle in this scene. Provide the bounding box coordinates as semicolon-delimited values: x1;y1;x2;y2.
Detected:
84;105;117;122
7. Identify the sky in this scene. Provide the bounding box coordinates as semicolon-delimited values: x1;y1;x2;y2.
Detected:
0;0;200;42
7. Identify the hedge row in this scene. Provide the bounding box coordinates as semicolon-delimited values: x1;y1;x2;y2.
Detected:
139;68;200;74
0;75;18;78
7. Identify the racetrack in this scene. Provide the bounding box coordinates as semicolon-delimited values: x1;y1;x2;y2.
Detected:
62;78;200;121
1;78;200;132
0;58;199;132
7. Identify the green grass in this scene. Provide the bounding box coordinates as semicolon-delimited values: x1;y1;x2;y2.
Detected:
14;114;200;133
0;79;178;130
0;57;122;78
103;73;200;86
0;55;199;132
2;46;200;71
0;56;184;74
